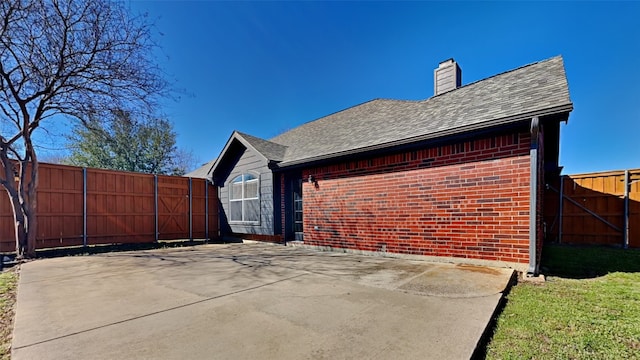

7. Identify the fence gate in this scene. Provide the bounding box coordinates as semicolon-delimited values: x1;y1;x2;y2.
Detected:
544;168;640;248
157;176;190;240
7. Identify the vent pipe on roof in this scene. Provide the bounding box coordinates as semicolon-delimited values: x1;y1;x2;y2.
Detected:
434;58;462;96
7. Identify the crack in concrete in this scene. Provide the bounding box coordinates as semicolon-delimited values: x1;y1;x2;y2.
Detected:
13;273;307;350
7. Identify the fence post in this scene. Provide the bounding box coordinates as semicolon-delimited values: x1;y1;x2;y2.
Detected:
189;177;193;241
558;175;564;244
83;168;87;248
624;170;630;249
205;181;209;241
154;175;158;242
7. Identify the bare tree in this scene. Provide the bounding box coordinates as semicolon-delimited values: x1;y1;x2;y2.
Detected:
0;0;168;258
38;153;70;165
171;148;200;176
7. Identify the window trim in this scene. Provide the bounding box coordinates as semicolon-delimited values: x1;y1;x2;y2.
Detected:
229;173;260;225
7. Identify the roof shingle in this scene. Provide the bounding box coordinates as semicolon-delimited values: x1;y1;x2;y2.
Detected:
236;132;287;162
185;159;215;179
201;55;572;174
269;56;572;166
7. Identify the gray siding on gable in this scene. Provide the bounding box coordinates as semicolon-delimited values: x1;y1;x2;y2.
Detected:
218;145;275;236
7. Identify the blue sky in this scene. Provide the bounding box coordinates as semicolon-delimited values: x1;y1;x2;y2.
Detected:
118;1;639;174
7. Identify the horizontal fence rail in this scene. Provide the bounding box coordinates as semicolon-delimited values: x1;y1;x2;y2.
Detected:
0;163;218;253
544;168;640;248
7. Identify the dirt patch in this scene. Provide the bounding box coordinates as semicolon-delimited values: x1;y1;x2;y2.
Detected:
399;265;512;298
455;264;502;275
326;260;434;290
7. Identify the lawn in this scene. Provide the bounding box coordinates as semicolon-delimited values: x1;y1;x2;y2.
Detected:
0;267;18;360
486;244;640;359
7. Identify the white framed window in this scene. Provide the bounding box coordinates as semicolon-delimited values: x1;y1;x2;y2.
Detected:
229;173;260;223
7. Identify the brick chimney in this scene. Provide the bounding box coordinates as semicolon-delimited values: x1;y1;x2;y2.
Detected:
434;58;461;96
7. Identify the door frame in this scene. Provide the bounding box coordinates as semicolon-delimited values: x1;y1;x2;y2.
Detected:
283;172;303;242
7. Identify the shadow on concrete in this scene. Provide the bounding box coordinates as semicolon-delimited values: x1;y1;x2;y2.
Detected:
27;239;212;260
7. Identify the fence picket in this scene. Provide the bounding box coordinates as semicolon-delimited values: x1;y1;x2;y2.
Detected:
545;168;639;248
0;163;218;253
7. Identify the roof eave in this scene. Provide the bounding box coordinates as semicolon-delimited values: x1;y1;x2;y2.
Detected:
210;131;271;178
275;103;573;169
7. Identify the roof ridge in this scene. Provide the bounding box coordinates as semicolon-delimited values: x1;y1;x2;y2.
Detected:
236;131;265;142
373;98;420;103
233;130;288;162
426;55;564;101
235;130;282;145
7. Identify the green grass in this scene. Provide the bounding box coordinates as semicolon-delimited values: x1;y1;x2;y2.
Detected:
0;268;18;360
540;244;640;278
486;245;640;359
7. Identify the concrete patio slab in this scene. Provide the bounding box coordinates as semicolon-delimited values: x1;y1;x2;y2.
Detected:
12;243;514;359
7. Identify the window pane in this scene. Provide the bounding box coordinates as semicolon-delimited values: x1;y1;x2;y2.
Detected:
245;180;258;198
245;199;260;222
229;173;260;222
230;182;243;200
230;201;242;221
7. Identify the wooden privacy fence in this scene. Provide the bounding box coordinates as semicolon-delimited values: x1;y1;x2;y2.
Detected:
0;163;218;253
544;168;640;248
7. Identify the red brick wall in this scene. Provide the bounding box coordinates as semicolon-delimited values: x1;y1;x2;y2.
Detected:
230;233;282;243
301;132;532;264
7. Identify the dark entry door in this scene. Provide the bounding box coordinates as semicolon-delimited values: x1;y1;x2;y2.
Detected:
292;178;303;241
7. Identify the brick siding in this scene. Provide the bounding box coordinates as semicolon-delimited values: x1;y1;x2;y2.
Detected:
301;132;532;264
229;233;283;243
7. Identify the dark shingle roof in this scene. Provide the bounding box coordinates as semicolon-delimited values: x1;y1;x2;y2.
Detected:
204;131;288;180
185;159;215;179
236;132;287;162
209;56;572;170
187;131;285;179
269;55;572;166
